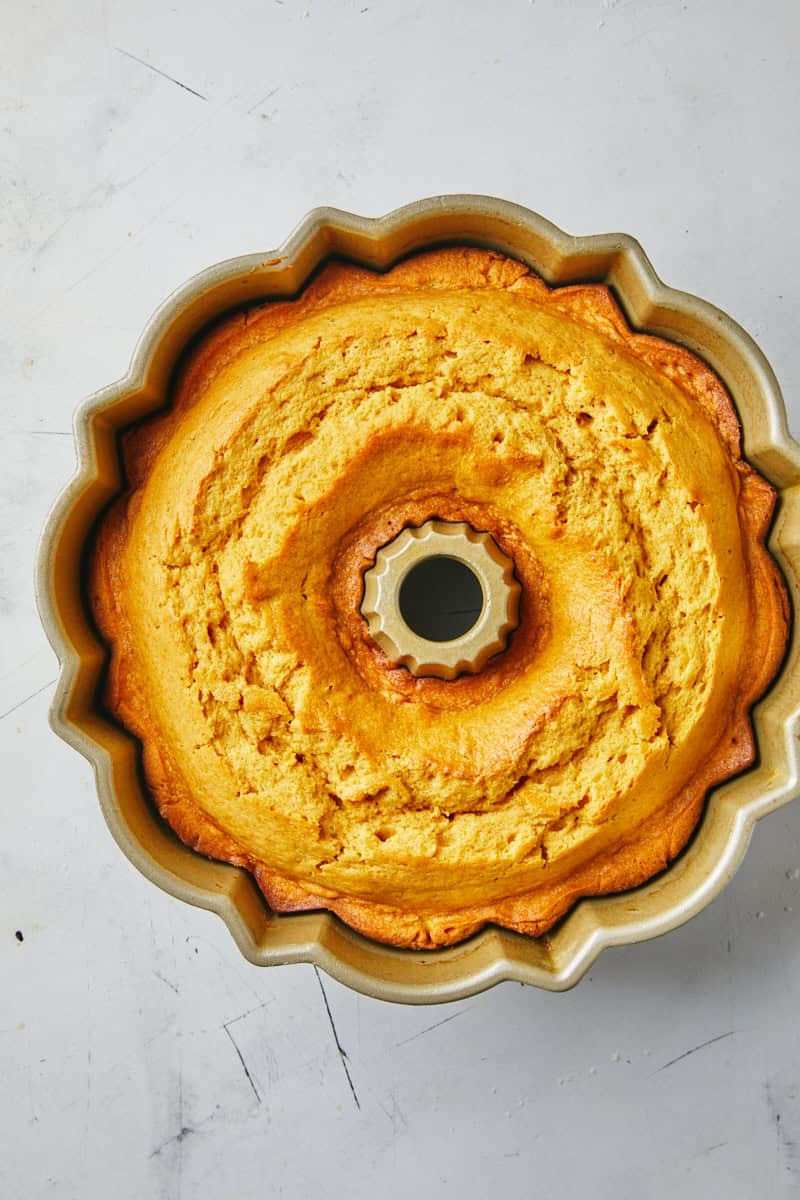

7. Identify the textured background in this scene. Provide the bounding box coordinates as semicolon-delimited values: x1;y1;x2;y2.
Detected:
3;1;800;1196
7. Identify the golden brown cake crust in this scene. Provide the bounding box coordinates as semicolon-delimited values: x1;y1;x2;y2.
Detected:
90;248;789;949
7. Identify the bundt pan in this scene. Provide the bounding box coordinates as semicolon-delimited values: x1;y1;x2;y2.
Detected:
37;197;800;1004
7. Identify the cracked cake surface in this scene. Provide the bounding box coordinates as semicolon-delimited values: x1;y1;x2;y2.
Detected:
90;247;789;948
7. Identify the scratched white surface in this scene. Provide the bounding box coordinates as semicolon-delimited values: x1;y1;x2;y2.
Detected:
3;0;800;1196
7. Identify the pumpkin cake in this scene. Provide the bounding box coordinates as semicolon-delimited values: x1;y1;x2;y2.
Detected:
90;247;789;948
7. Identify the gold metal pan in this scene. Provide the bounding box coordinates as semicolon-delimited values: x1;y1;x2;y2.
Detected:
35;196;800;1004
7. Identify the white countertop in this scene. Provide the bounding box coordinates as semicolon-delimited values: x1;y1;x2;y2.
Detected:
4;1;800;1196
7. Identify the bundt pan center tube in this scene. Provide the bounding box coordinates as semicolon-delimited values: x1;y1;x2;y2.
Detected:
37;197;800;1003
361;519;521;680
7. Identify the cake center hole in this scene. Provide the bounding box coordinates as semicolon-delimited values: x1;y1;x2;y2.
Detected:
398;555;483;642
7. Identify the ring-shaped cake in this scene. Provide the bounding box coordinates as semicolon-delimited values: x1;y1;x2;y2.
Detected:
91;247;789;948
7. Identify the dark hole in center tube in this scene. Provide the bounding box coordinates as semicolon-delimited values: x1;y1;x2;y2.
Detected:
398;555;483;642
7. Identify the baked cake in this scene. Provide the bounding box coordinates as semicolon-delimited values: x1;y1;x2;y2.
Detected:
90;248;789;948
